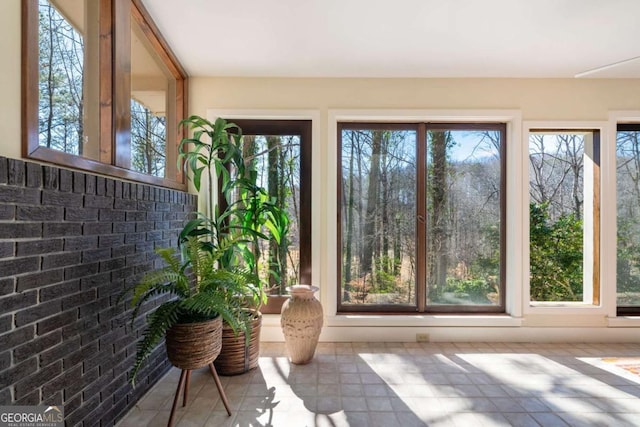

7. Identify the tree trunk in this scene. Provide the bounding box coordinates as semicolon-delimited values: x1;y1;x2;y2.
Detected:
429;131;449;299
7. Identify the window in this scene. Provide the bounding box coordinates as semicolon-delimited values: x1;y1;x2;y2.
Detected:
23;0;186;189
232;120;312;305
527;130;600;305
338;123;506;313
617;124;640;314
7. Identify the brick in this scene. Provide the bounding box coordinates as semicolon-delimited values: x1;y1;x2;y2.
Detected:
42;190;83;207
114;180;122;199
65;263;99;281
0;289;36;315
17;269;64;292
71;171;84;194
83;222;112;236
0;186;40;204
99;257;125;273
125;253;145;267
0;325;36;355
39;336;80;368
0;242;13;259
16;205;64;222
85;175;96;195
64;236;97;251
64;207;98;221
59;168;73;192
37;310;78;335
13;330;62;363
155;202;170;212
14;359;62;400
40;280;81;302
63;342;98;370
0;352;9;371
98;234;124;248
105;178;115;197
95;176;106;196
0;257;39;276
146;230;163;241
62;316;98;341
113;198;137;210
43;166;59;189
98;209;125;222
135;221;155;232
136;201;154;212
146;211;163;221
0;316;11;334
26;162;42;188
78;296;110;319
0;204;14;220
80;272;110;290
40;390;62;406
113;221;135;233
111;266;135;282
112;244;135;258
125;233;145;244
62;289;96;311
0;278;14;296
122;182;130;199
7;158;25;186
15;299;62;327
42;252;81;270
14;389;39;405
16;238;63;256
66;395;99;427
80;322;109;346
82;248;112;263
0;357;37;390
43;222;82;237
0;157;7;184
84;194;113;209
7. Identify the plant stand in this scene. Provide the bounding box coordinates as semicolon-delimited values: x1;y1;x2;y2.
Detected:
167;363;231;427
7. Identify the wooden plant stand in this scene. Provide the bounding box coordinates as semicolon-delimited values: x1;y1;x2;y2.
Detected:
167;363;231;427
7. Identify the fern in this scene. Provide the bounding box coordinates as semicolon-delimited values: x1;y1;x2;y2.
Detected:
123;237;262;385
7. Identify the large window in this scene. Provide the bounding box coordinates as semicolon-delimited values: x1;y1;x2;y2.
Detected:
338;123;505;313
23;0;186;189
527;130;600;305
233;120;312;311
617;124;640;314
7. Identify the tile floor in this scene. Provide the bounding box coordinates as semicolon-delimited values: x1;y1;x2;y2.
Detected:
117;342;640;426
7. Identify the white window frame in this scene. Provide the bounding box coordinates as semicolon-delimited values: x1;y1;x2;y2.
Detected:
522;121;611;315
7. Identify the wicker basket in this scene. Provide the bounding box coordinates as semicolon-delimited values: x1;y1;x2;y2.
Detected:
165;316;223;370
214;311;261;375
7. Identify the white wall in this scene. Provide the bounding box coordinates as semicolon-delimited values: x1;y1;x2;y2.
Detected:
0;0;23;159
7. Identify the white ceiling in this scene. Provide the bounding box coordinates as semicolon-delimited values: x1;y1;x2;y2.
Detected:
141;0;640;78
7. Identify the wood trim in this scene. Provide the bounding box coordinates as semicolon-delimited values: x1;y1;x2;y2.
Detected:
100;0;114;164
113;0;131;170
22;0;39;158
416;123;427;312
131;0;187;79
592;131;601;305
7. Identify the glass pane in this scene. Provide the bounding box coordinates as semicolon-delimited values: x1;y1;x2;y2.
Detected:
617;129;640;307
528;133;585;302
38;0;100;159
242;135;301;295
340;129;417;307
130;18;173;177
426;130;502;306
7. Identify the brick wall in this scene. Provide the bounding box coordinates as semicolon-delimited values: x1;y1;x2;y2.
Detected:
0;157;197;426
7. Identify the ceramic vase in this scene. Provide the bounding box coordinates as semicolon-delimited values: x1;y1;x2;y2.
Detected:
280;285;323;364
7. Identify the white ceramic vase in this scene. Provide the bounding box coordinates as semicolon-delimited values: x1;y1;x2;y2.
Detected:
280;285;323;364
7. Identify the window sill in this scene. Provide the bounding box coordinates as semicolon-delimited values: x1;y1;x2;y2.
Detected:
607;316;640;327
325;314;522;328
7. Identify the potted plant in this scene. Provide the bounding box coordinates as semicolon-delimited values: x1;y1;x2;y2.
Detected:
178;115;289;375
123;235;260;424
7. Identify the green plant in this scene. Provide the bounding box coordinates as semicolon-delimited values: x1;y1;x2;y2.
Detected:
124;236;260;385
177;115;289;294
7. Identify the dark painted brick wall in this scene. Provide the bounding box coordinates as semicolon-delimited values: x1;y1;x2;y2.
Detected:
0;157;197;426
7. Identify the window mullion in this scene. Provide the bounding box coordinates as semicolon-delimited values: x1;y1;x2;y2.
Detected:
113;0;131;170
416;123;427;312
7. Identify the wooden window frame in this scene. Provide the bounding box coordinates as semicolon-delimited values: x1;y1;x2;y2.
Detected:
337;122;507;314
231;120;313;312
616;123;640;316
22;0;187;190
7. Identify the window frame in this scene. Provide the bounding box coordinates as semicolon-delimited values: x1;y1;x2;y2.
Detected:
616;123;640;316
22;0;187;190
522;123;606;314
336;121;507;314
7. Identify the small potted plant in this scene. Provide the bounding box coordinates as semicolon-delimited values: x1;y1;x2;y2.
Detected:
123;235;260;424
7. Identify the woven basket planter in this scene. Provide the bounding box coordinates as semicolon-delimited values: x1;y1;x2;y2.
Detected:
165;316;223;370
214;311;262;375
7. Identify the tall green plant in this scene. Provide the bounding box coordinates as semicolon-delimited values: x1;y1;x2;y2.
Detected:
177;116;289;291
